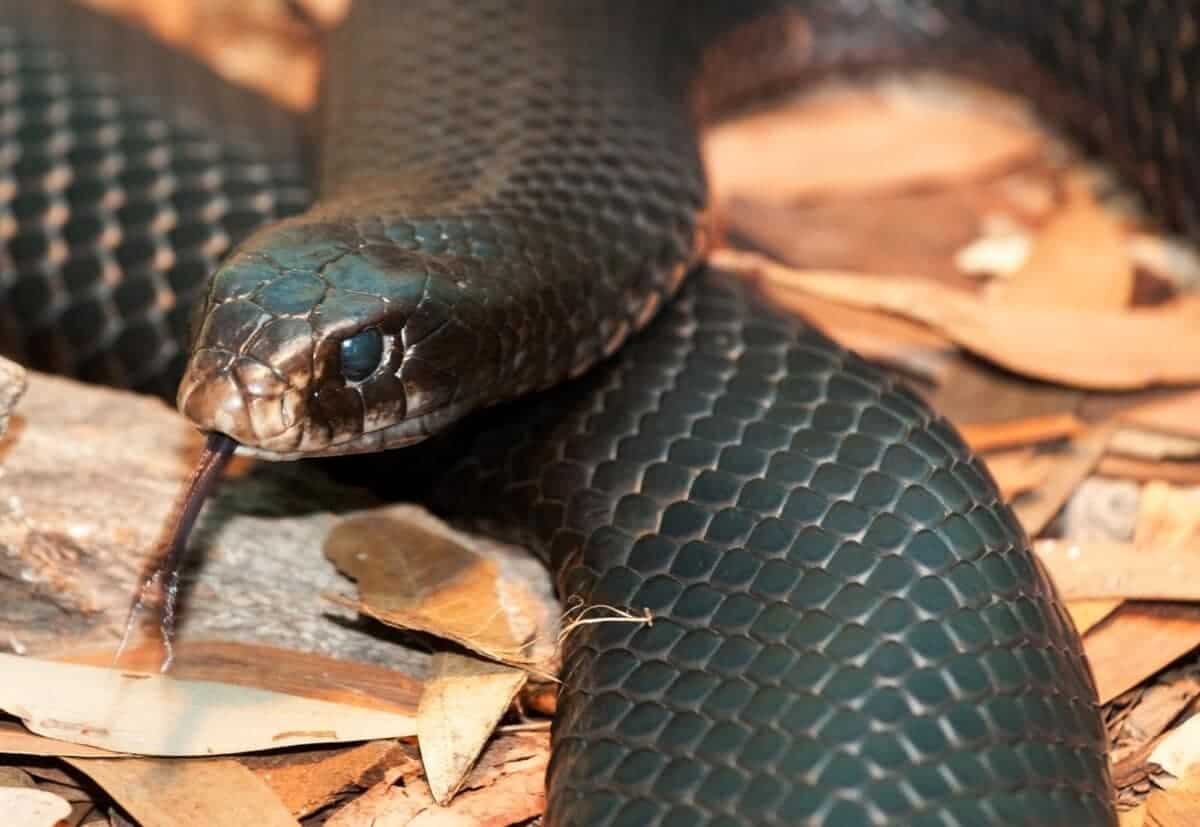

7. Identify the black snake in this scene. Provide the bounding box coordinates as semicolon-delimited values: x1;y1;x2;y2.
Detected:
9;0;1187;824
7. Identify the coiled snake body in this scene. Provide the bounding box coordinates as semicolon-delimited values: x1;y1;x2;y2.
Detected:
9;0;1189;823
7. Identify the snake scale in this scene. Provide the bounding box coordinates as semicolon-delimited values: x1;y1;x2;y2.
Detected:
8;0;1195;824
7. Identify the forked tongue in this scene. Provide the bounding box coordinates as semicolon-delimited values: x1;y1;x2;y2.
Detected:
116;432;238;671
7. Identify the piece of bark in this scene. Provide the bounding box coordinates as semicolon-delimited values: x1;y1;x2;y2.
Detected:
65;757;299;827
1084;604;1200;704
243;740;418;818
0;371;424;674
324;733;548;827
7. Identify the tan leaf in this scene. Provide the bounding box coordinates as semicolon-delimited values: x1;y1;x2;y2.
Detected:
66;757;298;827
720;250;1200;390
1121;806;1147;827
419;652;527;805
325;506;559;671
0;653;416;755
325;733;548;827
1098;455;1200;485
1136;483;1200;549
705;80;1041;203
0;787;71;827
986;184;1134;310
980;448;1054;499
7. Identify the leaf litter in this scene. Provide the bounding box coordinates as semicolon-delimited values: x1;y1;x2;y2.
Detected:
1;0;1194;823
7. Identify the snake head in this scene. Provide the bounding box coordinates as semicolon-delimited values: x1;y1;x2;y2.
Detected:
177;218;496;459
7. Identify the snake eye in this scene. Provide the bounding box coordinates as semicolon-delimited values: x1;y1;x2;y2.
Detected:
339;327;384;383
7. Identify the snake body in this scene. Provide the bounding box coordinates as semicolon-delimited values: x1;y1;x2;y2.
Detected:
8;0;1191;823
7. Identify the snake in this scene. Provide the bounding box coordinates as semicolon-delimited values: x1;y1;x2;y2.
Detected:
10;0;1187;823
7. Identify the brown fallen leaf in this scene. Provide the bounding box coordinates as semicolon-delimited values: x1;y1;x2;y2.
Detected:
418;652;527;805
986;180;1134;310
325;733;547;827
1084;605;1200;704
0;787;72;827
721;250;1200;390
325;505;559;671
1121;806;1148;827
0;653;416;755
66;757;298;827
1136;483;1200;549
1150;714;1200;779
243;740;418;819
705;79;1042;203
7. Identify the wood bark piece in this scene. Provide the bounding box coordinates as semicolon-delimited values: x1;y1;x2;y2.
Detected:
0;371;426;674
242;740;417;818
65;757;300;827
1084;605;1200;704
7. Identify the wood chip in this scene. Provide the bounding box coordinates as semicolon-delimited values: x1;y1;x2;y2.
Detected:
418;652;527;805
65;757;299;827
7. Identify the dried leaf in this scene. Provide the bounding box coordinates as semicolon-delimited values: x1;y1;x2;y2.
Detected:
1098;455;1200;485
986;184;1134;310
705;80;1041;203
65;757;298;827
0;654;416;755
0;787;71;827
1122;806;1147;827
418;652;527;805
1147;772;1200;827
723;250;1200;390
1083;605;1200;704
325;733;547;827
325;506;558;670
1136;483;1200;549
